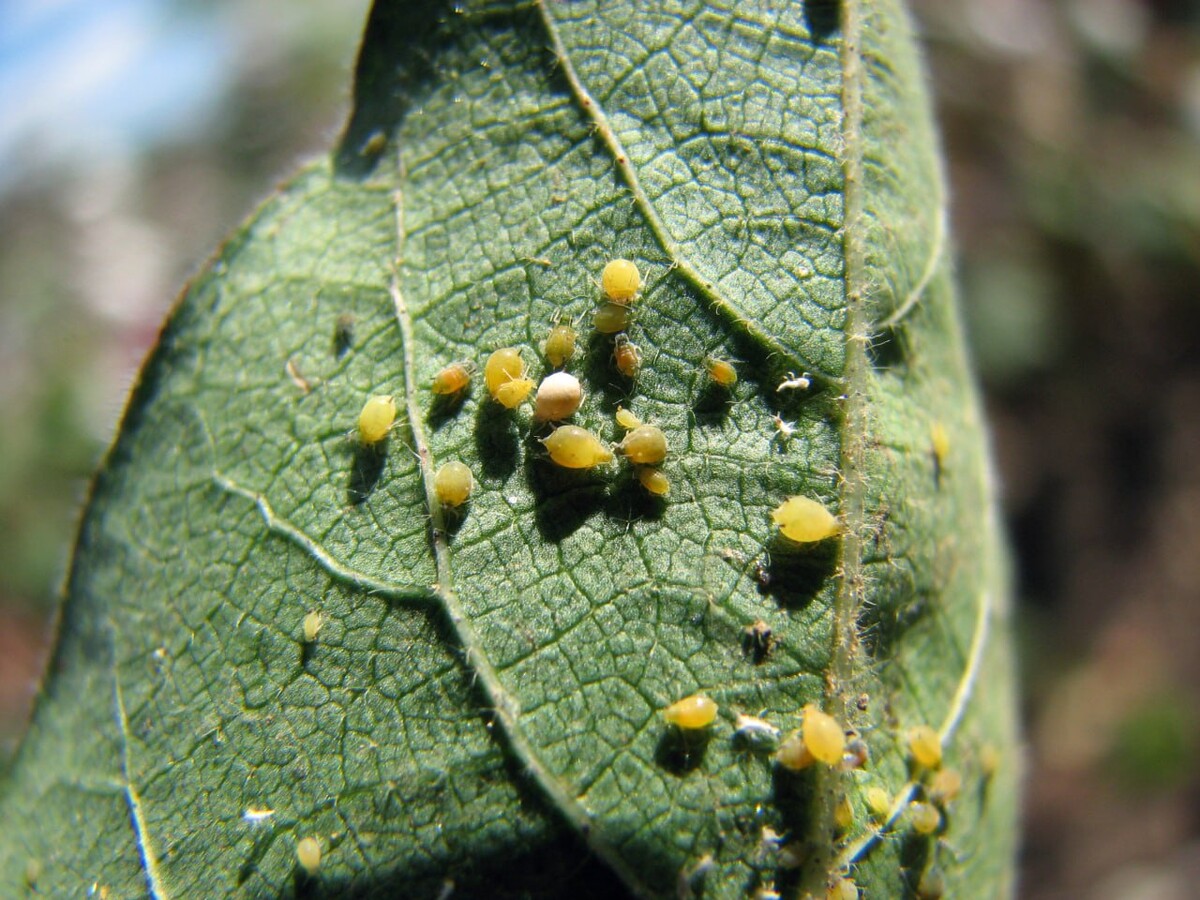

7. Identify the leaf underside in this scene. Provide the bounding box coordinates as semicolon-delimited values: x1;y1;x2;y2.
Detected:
4;1;1017;898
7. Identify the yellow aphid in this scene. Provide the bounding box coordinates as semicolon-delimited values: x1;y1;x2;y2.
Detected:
663;694;718;730
615;405;642;430
776;732;815;771
296;836;321;875
431;361;473;395
495;377;534;408
931;421;950;466
618;425;668;465
533;372;583;422
801;703;845;765
771;495;839;543
614;333;641;378
706;357;738;387
908;725;943;769
909;801;941;835
929;768;962;805
434;461;474;508
979;743;1000;778
302;611;323;643
544;322;577;368
484;347;526;398
636;466;670;496
865;786;892;820
542;425;613;469
834;795;854;830
593;302;631;334
357;395;396;444
602;258;641;304
827;877;859;900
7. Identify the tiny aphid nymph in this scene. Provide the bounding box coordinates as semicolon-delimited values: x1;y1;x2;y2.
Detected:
358;395;396;444
544;322;577;368
776;371;811;392
485;347;533;408
834;795;854;829
434;461;474;508
533;372;583;422
706;357;738;388
827;877;859;900
929;768;962;805
601;258;641;304
663;694;718;730
909;801;941;835
907;724;943;770
593;302;631;334
613;333;641;378
636;466;670;496
541;425;613;469
618;424;668;465
771;495;839;544
303;611;323;643
296;836;322;875
614;405;642;430
865;786;891;820
432;361;473;395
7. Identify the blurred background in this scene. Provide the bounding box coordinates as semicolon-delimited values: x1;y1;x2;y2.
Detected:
1;0;1197;896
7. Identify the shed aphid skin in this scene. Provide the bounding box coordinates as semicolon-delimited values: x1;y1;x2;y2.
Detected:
733;714;781;752
771;495;839;544
909;801;942;835
636;466;670;497
908;724;943;769
614;405;642;430
431;361;473;395
663;694;718;730
618;424;668;465
601;258;641;304
776;703;845;770
613;333;642;378
544;321;577;368
772;414;797;442
541;425;613;469
593;301;631;334
533;372;583;422
357;395;397;444
706;357;738;388
296;836;322;876
776;371;811;392
929;768;963;806
302;611;323;643
433;461;474;508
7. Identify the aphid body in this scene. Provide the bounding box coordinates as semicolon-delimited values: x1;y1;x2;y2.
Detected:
776;703;845;770
929;767;962;805
544;322;577;368
827;878;859;900
593;302;631;334
296;836;321;875
615;405;642;430
777;371;811;392
484;347;533;407
771;495;839;543
908;725;943;769
706;357;738;387
618;424;668;465
542;425;613;469
834;795;854;829
533;372;583;422
663;694;718;730
602;258;641;304
636;466;670;496
909;801;941;835
434;461;474;508
613;333;641;378
303;611;323;643
865;786;892;820
432;361;473;395
358;395;396;444
931;421;950;466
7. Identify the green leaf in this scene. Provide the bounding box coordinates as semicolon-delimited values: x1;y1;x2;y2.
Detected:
3;1;1019;897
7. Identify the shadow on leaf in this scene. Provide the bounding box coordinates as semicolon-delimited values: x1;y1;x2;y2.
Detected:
347;442;387;505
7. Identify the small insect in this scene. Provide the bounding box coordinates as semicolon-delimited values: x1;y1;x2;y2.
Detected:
618;424;668;465
614;405;642;430
928;768;962;806
296;836;322;875
357;395;397;444
636;466;670;496
771;415;797;442
613;333;641;378
827;877;859;900
601;258;641;304
544;321;578;368
776;703;845;770
484;347;532;408
733;714;781;752
865;786;892;820
533;372;583;422
841;737;869;770
742;619;774;662
979;743;1000;778
907;724;943;770
930;421;950;468
434;461;474;508
706;357;738;388
593;302;631;334
908;801;941;835
776;371;811;392
834;795;854;830
302;611;323;643
541;424;613;469
663;694;718;730
361;129;387;156
431;361;473;395
771;495;839;544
